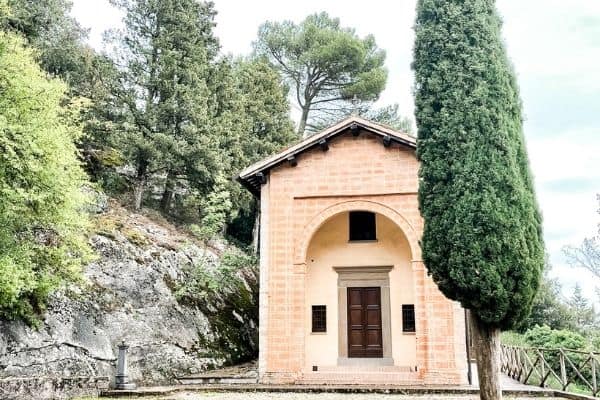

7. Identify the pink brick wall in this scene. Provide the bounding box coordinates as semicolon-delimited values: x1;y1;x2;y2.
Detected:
259;130;467;385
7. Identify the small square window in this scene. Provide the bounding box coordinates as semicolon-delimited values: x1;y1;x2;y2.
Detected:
312;305;326;332
402;304;416;333
349;211;376;241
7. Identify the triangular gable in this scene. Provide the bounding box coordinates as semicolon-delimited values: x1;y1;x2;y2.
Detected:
238;116;416;196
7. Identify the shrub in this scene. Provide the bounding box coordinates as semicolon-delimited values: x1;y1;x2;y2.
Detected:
175;248;258;364
524;325;586;351
524;325;591;390
0;32;92;324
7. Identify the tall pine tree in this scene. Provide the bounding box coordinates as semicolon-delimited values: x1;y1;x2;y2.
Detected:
413;1;544;398
108;0;221;210
255;12;387;136
224;57;295;245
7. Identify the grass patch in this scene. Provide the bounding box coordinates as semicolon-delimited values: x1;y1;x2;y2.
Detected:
121;227;149;246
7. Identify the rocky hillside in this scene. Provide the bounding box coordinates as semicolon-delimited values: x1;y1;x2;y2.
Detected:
0;200;258;385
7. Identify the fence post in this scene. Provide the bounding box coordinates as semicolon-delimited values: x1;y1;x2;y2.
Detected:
591;352;597;396
516;347;521;379
559;349;567;391
539;349;545;388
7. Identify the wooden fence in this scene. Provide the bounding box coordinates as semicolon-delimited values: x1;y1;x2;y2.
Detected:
500;345;599;397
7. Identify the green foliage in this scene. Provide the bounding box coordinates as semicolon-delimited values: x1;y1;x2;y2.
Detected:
524;325;591;389
102;0;295;226
517;261;598;334
413;0;545;329
0;0;9;22
500;331;527;347
503;326;599;393
188;175;232;241
567;284;599;333
518;325;597;394
218;57;295;221
137;55;293;229
2;0;128;184
517;269;577;332
175;248;258;363
310;103;414;136
524;325;586;350
229;57;296;168
2;0;101;96
106;0;222;210
365;104;414;135
226;205;257;247
3;0;295;243
121;228;149;247
592;332;600;351
255;12;387;135
0;32;91;323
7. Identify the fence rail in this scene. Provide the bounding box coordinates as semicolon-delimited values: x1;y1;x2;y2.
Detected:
500;344;599;397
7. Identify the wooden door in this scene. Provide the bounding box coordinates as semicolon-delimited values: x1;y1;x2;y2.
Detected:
347;287;383;358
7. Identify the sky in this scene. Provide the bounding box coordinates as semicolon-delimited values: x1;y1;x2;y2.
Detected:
71;0;600;302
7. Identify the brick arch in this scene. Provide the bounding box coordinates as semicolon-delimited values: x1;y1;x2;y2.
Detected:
294;199;421;264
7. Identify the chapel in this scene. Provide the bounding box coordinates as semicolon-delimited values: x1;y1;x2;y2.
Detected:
238;116;468;385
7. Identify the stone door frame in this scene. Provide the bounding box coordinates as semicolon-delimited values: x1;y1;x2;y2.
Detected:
334;265;394;366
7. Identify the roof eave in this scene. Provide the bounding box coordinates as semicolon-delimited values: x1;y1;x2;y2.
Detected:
237;116;416;193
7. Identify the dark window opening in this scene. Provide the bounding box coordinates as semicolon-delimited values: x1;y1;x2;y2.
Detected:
349;211;376;241
402;304;416;333
312;305;326;332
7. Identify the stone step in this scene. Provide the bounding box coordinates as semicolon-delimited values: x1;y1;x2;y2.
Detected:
177;376;258;385
177;369;259;385
296;371;421;385
315;365;414;372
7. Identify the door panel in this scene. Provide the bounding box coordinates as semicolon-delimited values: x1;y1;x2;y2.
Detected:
347;287;383;358
365;288;379;305
349;288;362;305
366;309;381;325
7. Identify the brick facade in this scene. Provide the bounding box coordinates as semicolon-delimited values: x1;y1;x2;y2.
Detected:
242;118;467;385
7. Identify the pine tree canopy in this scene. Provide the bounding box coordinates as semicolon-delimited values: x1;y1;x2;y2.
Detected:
413;0;545;329
254;12;387;135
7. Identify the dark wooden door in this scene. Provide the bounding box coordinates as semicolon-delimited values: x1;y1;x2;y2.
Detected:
347;287;383;358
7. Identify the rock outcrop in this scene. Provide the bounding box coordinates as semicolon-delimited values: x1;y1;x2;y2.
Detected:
0;201;257;386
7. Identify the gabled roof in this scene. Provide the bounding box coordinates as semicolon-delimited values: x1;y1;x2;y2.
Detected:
237;116;416;196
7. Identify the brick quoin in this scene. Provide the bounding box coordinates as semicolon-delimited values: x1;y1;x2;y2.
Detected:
239;118;468;385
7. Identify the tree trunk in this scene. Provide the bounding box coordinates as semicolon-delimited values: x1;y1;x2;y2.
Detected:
298;105;310;137
251;209;260;255
132;176;146;211
160;171;175;212
132;161;148;211
470;312;502;400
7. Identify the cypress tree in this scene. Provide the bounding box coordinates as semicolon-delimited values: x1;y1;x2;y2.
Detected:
413;0;544;398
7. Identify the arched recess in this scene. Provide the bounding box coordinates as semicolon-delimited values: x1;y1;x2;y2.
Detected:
294;199;421;265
